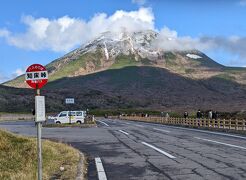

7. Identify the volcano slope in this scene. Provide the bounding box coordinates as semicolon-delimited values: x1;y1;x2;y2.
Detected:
2;30;246;113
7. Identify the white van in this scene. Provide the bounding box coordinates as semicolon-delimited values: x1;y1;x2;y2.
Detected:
54;111;86;124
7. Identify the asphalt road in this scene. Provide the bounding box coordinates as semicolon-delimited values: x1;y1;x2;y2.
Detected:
1;118;246;180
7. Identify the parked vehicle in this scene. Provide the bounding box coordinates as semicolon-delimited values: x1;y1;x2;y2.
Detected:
54;111;86;124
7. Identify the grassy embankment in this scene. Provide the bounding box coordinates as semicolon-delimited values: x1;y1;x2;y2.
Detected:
0;129;81;180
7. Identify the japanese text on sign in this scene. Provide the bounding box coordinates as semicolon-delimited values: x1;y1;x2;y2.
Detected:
65;98;75;104
26;71;48;81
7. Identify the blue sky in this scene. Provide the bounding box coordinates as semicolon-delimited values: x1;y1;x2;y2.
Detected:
0;0;246;82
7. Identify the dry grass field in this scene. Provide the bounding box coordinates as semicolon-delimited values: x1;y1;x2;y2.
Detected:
0;129;81;180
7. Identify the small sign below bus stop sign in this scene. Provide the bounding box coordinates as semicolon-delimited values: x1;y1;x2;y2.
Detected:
35;96;46;122
25;64;48;89
65;98;75;104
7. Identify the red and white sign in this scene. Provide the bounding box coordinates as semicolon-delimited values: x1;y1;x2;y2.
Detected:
25;64;48;89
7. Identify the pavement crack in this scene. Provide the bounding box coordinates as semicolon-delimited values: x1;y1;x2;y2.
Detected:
191;168;203;177
108;129;173;180
177;153;237;180
146;158;173;180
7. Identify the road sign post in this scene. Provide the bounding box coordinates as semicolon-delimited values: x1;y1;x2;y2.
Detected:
36;89;41;180
25;64;48;180
65;98;75;124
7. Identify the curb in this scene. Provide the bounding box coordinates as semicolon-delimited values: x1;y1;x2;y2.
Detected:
76;152;86;180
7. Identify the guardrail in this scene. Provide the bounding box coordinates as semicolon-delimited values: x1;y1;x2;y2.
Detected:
117;116;246;131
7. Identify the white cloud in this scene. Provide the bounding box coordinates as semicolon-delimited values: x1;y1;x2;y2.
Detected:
151;27;246;63
132;0;147;5
0;29;10;38
0;8;215;55
153;27;213;51
199;36;246;62
1;7;246;65
0;8;154;52
239;0;246;6
0;68;26;83
87;8;154;38
6;15;87;52
13;68;25;77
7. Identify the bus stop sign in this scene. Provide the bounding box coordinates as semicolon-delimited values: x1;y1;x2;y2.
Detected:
25;64;48;89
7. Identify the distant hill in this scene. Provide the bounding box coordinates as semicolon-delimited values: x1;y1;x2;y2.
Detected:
2;30;246;113
0;85;33;112
41;66;246;112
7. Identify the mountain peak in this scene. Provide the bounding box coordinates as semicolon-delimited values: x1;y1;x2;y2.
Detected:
4;30;227;88
79;30;159;60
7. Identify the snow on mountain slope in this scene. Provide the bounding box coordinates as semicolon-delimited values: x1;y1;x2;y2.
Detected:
4;30;227;88
186;53;202;59
79;30;159;59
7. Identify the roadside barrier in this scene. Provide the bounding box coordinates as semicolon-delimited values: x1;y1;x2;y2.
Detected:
116;116;246;131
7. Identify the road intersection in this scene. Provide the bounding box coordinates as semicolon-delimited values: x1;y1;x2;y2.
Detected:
1;118;246;179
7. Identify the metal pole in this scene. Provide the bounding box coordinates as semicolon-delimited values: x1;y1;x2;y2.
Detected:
37;122;42;180
68;110;71;124
36;88;42;180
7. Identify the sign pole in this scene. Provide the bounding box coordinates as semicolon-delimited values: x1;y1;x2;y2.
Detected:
36;88;42;180
25;64;47;180
37;121;42;180
69;110;71;124
65;98;75;124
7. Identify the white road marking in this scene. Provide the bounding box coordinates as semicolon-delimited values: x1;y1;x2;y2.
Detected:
118;130;129;135
95;157;107;180
160;124;246;140
97;120;109;127
153;128;170;133
195;137;246;150
141;142;176;159
135;124;144;127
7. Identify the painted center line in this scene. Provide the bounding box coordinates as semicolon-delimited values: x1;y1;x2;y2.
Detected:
153;128;170;133
141;142;176;159
97;120;109;127
118;130;129;135
135;124;144;127
195;137;246;150
95;157;107;180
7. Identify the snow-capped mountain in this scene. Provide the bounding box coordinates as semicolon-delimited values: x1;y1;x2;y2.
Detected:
3;30;246;113
5;30;226;88
67;30;159;61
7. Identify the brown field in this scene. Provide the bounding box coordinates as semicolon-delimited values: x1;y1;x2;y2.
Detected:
0;129;81;180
